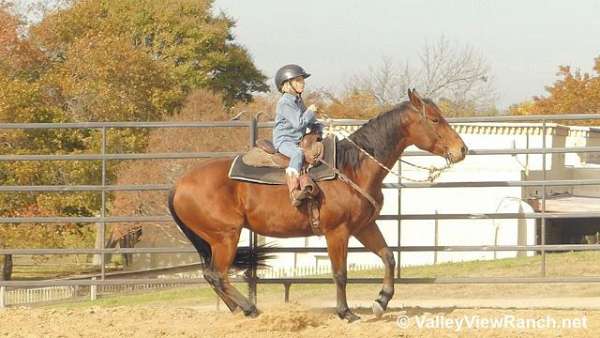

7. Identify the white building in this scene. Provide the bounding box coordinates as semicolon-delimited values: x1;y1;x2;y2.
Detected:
255;122;600;271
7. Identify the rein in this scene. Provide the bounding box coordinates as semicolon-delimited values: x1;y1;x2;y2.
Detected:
323;101;453;183
317;158;382;225
317;103;453;225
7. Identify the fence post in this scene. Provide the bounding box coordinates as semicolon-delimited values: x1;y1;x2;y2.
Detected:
100;127;107;280
248;116;258;305
541;120;547;277
396;159;402;278
284;282;291;303
90;278;97;301
434;210;439;265
0;286;5;308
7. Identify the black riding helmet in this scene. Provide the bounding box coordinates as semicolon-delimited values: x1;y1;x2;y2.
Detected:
274;64;311;93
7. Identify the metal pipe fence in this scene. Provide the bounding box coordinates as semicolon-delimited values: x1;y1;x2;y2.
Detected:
1;113;600;306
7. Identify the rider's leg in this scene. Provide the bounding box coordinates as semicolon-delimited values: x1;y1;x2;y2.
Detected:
277;142;307;206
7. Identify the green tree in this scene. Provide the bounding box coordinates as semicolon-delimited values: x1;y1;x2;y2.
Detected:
32;0;268;109
1;6;95;280
0;0;269;278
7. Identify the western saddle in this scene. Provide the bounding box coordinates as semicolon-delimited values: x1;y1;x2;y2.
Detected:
253;131;325;234
254;131;325;169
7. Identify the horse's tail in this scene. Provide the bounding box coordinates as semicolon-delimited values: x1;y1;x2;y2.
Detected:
167;189;272;270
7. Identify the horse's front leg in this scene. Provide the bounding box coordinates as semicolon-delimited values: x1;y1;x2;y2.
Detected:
354;222;396;318
325;227;360;322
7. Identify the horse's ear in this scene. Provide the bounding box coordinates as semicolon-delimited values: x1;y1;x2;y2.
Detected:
408;88;423;109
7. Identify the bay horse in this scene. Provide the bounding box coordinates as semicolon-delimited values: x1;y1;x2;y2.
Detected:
168;89;467;322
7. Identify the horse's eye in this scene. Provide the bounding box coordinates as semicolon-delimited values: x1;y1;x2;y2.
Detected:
431;118;439;124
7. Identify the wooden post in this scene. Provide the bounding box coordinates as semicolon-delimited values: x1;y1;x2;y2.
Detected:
90;278;97;301
0;286;6;308
284;282;291;303
2;254;12;281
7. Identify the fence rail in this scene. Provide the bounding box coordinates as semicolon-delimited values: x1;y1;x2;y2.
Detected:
2;113;600;306
3;178;600;194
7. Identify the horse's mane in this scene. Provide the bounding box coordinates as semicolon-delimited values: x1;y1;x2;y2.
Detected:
336;101;412;171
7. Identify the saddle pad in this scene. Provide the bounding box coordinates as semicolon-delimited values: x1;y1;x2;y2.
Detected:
228;135;337;185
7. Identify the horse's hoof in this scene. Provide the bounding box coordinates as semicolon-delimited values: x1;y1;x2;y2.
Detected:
244;306;260;318
338;309;361;323
372;300;384;318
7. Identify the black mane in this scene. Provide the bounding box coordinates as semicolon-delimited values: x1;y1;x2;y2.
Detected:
336;101;411;171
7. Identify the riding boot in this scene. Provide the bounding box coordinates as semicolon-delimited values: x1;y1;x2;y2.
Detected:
285;173;308;207
298;173;319;198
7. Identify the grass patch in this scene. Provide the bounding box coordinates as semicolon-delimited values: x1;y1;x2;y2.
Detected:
32;250;600;309
42;285;217;309
346;250;600;278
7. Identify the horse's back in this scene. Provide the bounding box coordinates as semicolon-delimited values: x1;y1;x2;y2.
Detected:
178;157;235;186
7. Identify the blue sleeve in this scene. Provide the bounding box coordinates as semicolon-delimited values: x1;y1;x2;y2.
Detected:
278;101;316;130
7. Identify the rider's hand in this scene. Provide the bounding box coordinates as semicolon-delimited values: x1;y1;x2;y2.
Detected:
307;104;319;114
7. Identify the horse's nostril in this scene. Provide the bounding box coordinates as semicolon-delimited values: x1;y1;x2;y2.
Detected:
461;146;468;155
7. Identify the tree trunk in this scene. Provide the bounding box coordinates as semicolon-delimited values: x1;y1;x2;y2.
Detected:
1;254;13;281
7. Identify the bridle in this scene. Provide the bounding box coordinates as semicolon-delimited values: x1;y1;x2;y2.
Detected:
411;101;443;142
317;101;453;226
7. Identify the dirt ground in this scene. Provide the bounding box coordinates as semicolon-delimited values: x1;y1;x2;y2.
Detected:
1;297;599;338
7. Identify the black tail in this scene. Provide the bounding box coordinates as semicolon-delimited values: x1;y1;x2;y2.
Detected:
167;189;272;270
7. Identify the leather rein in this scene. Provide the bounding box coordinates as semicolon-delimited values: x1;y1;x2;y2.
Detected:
318;101;447;226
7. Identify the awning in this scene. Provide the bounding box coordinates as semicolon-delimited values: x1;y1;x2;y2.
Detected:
529;195;600;213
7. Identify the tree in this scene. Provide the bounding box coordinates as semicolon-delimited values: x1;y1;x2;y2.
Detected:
0;0;270;277
0;68;100;280
31;0;268;109
350;36;497;116
510;58;600;125
321;89;384;120
0;2;47;80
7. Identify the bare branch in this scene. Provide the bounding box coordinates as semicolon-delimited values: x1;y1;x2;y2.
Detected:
352;35;497;115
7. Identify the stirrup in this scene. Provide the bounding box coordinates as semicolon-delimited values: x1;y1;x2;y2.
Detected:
290;189;309;207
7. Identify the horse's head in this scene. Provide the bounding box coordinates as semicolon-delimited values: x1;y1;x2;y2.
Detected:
404;89;467;163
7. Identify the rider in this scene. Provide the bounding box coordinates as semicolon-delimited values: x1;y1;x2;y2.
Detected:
273;64;323;207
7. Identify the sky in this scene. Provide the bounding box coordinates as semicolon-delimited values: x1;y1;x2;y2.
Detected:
213;0;600;110
10;0;600;110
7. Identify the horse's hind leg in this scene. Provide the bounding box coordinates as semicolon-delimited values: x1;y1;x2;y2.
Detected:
354;222;396;318
203;267;239;312
208;234;259;317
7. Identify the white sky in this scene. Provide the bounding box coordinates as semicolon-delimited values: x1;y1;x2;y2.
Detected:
213;0;600;109
11;0;600;110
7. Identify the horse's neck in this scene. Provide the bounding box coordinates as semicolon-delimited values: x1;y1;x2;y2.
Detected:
340;108;412;191
344;136;410;193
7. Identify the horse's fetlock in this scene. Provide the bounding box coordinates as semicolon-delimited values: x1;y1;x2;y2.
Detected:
381;249;396;268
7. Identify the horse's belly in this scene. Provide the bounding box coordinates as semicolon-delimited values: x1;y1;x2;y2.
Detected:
239;181;345;238
245;208;315;238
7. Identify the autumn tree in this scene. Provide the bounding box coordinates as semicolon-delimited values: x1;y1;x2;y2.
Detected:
0;5;99;279
510;58;600;126
0;0;269;277
32;0;268;109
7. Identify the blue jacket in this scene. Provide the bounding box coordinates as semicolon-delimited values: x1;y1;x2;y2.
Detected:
273;93;320;149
